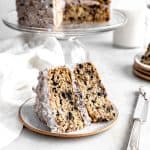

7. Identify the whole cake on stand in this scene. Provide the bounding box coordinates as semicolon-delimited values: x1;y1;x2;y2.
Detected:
16;0;111;28
15;0;121;65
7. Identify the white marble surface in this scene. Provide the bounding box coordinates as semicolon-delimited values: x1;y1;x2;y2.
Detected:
0;0;150;150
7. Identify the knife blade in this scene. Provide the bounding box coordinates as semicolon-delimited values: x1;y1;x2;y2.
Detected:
139;87;150;122
127;87;150;150
133;87;150;122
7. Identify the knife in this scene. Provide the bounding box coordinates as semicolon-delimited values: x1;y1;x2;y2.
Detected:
127;87;150;150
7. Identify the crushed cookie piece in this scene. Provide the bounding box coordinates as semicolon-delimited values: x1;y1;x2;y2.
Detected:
68;112;73;120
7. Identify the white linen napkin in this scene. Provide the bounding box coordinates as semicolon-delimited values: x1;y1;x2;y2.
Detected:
0;35;65;149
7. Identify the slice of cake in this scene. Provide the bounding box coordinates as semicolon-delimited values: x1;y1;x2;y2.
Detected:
16;0;111;28
73;62;116;122
35;67;91;132
141;44;150;65
35;63;116;132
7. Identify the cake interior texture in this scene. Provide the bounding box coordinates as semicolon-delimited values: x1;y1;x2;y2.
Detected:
74;62;115;122
141;44;150;65
35;62;116;133
16;0;111;28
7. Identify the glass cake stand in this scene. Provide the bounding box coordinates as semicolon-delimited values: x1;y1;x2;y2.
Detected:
2;9;127;65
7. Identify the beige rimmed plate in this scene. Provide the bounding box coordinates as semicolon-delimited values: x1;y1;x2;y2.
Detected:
133;67;150;81
133;64;150;76
19;98;118;138
134;53;150;72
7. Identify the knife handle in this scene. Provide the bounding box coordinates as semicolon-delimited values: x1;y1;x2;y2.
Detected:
127;119;141;150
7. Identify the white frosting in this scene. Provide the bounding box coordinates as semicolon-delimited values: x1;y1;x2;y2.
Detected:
35;69;59;132
70;66;91;126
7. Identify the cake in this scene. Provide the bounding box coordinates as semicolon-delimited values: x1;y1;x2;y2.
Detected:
35;63;116;133
141;44;150;65
16;0;111;28
73;62;115;122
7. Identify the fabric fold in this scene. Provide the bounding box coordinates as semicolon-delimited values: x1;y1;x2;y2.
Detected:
0;35;65;149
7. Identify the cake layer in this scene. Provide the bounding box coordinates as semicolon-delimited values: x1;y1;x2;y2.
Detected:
73;62;116;122
47;67;85;132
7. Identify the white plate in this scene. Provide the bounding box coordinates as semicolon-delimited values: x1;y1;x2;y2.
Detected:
134;53;150;71
19;98;118;138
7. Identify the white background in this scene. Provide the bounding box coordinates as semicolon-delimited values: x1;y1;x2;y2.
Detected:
0;0;120;39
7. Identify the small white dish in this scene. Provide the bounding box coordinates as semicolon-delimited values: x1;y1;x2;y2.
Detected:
19;98;118;138
134;53;150;71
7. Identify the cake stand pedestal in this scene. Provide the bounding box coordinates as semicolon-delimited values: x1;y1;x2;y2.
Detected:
2;9;127;65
